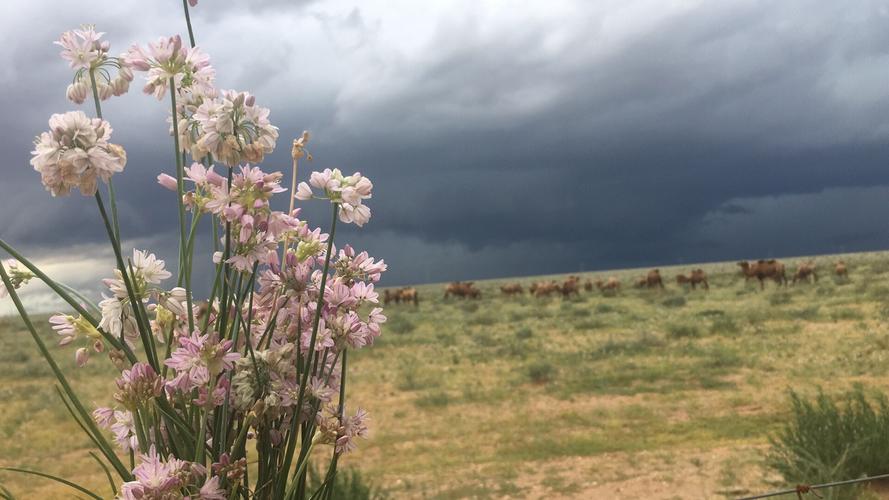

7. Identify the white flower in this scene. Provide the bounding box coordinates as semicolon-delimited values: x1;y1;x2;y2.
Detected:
132;249;172;284
29;111;126;197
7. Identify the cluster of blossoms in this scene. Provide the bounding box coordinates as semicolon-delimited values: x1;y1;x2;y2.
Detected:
8;12;387;498
118;447;224;500
176;89;279;166
96;249;186;346
297;168;373;226
123;34;215;100
0;259;33;299
29;111;127;196
160;164;299;272
56;25;133;103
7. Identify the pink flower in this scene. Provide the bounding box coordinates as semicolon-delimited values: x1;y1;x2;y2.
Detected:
295;181;314;200
165;331;240;389
30;111;127;197
123;35;215;100
55;26;104;70
56;26;132;102
114;362;164;410
157;173;178;191
199;476;226;499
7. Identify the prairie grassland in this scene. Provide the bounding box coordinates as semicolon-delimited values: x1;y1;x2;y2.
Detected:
3;252;889;498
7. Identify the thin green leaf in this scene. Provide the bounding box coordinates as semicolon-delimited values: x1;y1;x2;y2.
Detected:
0;468;102;500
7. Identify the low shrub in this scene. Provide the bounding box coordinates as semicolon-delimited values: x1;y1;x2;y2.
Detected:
306;462;388;500
666;322;699;339
767;388;889;500
769;292;792;306
387;315;416;335
661;296;686;308
514;327;533;340
527;361;555;384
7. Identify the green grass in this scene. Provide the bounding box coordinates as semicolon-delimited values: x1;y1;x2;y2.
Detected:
3;251;889;497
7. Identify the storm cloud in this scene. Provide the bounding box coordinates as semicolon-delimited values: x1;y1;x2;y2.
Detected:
3;0;889;313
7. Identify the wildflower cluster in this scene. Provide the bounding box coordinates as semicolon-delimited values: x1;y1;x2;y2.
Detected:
2;9;388;499
56;25;133;103
0;259;33;299
123;34;215;100
29;111;127;196
297;168;373;226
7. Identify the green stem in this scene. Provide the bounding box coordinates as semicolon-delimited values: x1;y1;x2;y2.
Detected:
96;191;159;371
0;264;131;481
277;204;339;498
0;239;134;362
87;67;120;242
182;0;197;48
169;79;195;333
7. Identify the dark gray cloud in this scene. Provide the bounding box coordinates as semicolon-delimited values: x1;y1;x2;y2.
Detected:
3;0;889;310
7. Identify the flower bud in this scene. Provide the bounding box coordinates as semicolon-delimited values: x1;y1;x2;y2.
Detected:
75;347;89;367
98;83;114;101
118;65;134;82
66;82;88;104
110;77;129;96
157;173;178;191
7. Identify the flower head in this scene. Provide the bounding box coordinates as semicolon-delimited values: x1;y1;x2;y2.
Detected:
297;169;373;226
30;111;126;196
123;35;215;100
165;331;239;389
0;259;34;299
56;25;132;103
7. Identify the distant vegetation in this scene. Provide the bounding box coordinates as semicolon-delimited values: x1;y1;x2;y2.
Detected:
2;251;889;497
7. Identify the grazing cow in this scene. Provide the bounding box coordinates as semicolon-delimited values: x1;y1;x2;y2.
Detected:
646;269;665;289
595;277;621;294
583;279;594;292
835;261;848;279
633;276;648;289
738;260;787;289
500;283;524;296
792;261;818;285
559;276;581;298
399;287;419;306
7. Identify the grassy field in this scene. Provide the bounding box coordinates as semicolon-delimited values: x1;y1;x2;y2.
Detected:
3;252;889;498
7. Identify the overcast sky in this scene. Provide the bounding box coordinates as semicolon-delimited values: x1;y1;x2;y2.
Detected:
3;0;889;312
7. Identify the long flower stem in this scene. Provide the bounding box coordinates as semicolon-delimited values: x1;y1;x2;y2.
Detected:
319;349;348;499
0;238;134;361
96;191;160;370
276;204;339;498
87;68;120;241
0;262;131;481
182;0;196;48
169;78;195;333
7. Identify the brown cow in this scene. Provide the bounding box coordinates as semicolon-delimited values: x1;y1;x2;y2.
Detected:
500;283;524;296
835;261;848;279
646;269;665;289
583;279;594;292
633;276;648;288
595;277;621;294
792;261;818;285
738;260;787;289
384;289;401;305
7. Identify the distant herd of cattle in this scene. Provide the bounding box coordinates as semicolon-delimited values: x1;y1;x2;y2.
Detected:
383;259;851;305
